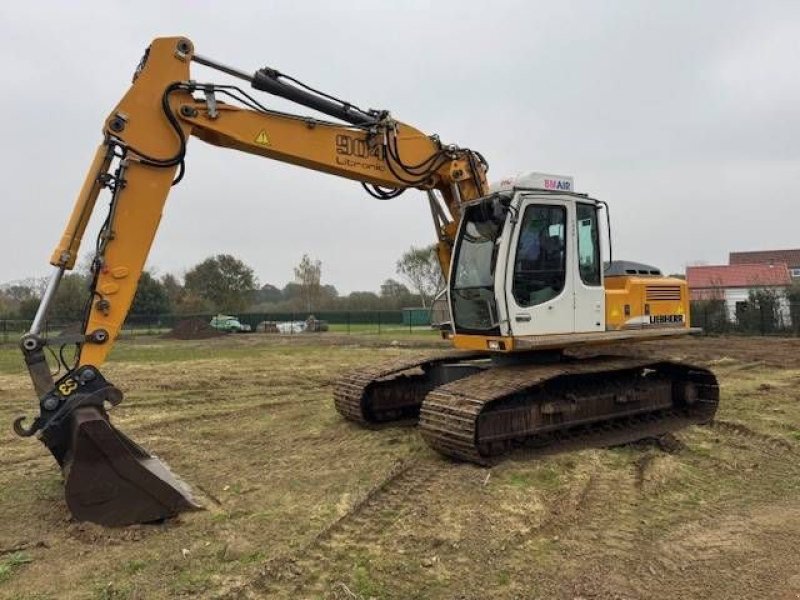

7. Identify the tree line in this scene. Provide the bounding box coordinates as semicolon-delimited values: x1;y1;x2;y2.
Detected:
691;283;800;334
0;244;445;321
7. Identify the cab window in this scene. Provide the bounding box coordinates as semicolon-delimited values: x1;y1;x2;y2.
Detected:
513;204;566;307
576;203;601;286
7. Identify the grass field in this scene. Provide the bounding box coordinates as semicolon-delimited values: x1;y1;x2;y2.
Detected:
0;323;439;348
0;334;798;599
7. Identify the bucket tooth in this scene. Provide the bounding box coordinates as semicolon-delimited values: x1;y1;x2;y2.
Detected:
62;407;200;527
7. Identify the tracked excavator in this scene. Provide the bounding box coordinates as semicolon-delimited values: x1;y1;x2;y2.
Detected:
15;37;719;527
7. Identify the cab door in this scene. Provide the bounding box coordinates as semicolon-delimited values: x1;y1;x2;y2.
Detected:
505;197;575;336
573;202;605;332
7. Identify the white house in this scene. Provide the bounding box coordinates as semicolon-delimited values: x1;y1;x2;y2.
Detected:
686;263;793;323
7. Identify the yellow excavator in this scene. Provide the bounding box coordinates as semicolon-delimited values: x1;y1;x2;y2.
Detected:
15;37;718;526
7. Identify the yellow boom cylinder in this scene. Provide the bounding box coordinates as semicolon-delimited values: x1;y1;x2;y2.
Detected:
49;143;113;269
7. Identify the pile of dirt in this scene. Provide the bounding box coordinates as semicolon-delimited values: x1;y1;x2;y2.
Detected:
163;318;225;340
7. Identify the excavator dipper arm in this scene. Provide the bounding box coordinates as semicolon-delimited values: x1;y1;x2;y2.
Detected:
16;37;487;526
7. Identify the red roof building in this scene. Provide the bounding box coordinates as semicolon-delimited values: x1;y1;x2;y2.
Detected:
687;252;795;326
730;249;800;278
686;263;793;324
687;263;792;293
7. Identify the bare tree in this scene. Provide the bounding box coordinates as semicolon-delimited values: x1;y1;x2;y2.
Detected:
396;244;443;308
294;254;322;313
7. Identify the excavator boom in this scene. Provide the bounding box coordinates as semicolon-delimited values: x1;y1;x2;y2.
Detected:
17;37;487;526
45;38;485;367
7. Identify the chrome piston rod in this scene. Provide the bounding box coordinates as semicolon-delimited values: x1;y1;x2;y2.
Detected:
29;266;65;336
192;53;253;83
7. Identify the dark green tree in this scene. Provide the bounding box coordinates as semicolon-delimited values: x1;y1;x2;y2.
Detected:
130;271;171;316
1;283;42;318
786;283;800;334
281;282;303;309
17;297;40;320
379;278;419;309
161;273;184;309
738;287;783;334
0;294;10;318
6;285;37;303
319;284;339;309
689;298;728;332
175;292;213;315
345;291;382;310
184;254;257;312
380;278;410;298
253;283;283;304
50;273;90;323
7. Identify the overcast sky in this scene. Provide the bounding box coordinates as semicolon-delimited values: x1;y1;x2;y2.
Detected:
2;1;798;292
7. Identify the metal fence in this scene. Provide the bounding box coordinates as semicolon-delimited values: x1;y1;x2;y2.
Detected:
122;311;417;335
2;303;798;344
0;310;436;344
0;319;34;344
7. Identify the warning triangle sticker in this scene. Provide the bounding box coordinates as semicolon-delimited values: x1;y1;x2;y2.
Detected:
254;130;271;146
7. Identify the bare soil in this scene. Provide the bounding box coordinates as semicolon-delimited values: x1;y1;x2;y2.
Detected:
164;318;225;340
0;334;798;599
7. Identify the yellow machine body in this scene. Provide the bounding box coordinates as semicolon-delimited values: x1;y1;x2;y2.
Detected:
18;36;709;526
605;275;690;331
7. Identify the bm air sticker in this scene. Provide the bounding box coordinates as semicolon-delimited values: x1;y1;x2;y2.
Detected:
544;178;571;191
254;130;271;146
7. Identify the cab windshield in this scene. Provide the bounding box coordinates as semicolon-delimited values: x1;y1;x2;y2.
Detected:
451;198;506;333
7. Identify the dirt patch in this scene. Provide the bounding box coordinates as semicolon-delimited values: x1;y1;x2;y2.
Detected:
618;335;800;369
163;318;225;340
0;335;798;599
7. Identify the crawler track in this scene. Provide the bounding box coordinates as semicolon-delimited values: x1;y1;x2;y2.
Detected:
334;353;719;465
252;455;447;597
419;356;719;463
333;350;484;424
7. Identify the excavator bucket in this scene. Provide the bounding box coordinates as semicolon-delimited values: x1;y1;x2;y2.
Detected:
14;363;199;526
61;407;199;527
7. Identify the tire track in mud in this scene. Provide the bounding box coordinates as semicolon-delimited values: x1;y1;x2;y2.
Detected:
574;465;643;555
128;397;317;433
0;453;52;470
251;435;728;599
163;402;421;512
638;423;799;584
530;420;800;594
120;381;325;409
0;396;325;470
238;454;449;598
707;419;795;451
251;419;800;599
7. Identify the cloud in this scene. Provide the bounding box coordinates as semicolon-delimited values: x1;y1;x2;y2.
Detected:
2;1;798;290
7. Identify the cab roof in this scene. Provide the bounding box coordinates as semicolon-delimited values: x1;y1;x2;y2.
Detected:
490;172;575;194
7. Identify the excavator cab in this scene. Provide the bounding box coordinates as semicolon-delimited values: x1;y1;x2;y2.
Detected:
448;171;696;354
449;172;606;340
